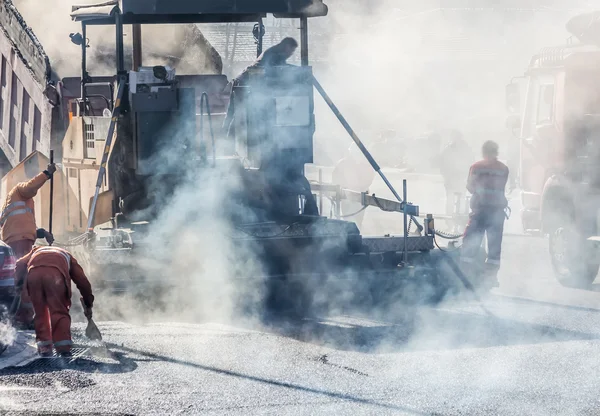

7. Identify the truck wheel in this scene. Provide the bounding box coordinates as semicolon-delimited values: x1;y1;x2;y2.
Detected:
549;219;599;288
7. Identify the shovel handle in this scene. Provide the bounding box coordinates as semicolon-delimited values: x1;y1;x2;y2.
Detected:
49;150;54;241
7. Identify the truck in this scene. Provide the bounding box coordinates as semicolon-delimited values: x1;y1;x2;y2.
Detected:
506;11;600;288
0;0;474;318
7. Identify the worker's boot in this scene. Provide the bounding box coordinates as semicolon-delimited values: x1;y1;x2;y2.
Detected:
482;263;500;291
37;345;53;357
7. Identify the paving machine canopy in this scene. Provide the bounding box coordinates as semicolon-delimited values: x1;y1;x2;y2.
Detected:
71;0;328;24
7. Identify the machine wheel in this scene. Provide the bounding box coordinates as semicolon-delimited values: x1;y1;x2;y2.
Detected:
549;216;599;288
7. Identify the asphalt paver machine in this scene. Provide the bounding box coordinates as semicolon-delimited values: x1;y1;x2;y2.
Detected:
7;0;473;316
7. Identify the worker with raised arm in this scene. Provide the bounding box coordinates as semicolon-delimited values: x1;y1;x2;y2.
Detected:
460;140;509;289
15;245;94;357
1;164;56;328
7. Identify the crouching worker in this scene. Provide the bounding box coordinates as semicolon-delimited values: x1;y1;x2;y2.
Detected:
15;246;94;357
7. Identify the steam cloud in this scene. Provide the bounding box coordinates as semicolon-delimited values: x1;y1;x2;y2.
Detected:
0;321;16;348
6;0;600;360
12;0;220;77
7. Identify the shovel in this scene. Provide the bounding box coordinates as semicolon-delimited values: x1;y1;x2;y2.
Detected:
80;298;102;341
49;150;54;245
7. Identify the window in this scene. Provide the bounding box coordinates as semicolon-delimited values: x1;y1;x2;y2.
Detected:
33;105;41;149
536;84;554;124
20;91;30;160
521;76;539;138
84;122;96;159
521;75;555;138
8;72;18;148
0;55;5;131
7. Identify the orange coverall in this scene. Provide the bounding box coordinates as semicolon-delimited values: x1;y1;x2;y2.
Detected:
15;246;94;354
461;158;509;273
1;172;50;324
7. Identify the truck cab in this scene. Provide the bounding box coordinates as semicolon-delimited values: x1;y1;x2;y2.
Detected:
507;34;600;287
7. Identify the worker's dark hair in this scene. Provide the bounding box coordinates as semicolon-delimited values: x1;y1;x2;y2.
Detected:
280;37;298;48
482;140;499;157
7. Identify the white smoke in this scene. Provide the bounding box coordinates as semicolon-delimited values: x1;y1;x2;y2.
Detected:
0;321;16;349
11;0;220;77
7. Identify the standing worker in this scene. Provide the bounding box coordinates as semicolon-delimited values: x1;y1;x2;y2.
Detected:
460;140;509;289
237;37;298;81
1;165;56;328
15;245;94;357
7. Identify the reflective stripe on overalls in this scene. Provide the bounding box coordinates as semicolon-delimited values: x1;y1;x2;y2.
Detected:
31;247;71;271
0;201;33;227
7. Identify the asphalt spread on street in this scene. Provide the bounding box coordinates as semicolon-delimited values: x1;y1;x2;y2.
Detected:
1;237;599;415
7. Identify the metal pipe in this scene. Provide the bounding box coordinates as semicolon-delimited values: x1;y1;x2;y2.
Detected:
81;23;87;115
300;17;309;66
49;150;54;244
257;18;264;57
224;23;231;63
87;77;126;232
312;75;423;232
318;168;323;215
132;24;142;71
230;23;239;71
200;92;216;168
403;179;408;265
115;11;125;74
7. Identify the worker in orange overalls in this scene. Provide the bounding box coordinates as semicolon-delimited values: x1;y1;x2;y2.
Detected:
460;140;509;289
15;245;94;357
1;164;56;328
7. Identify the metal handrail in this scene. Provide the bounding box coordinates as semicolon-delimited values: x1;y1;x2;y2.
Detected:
199;92;216;167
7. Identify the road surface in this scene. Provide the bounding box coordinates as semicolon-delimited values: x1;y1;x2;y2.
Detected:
1;174;599;415
1;234;600;415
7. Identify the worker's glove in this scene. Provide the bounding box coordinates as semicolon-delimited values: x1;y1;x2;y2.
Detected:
81;300;93;319
44;163;57;178
44;231;54;245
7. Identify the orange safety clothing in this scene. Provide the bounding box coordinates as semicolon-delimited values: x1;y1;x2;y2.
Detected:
466;159;509;212
1;172;49;245
15;246;94;353
28;267;73;353
10;239;35;325
462;158;510;271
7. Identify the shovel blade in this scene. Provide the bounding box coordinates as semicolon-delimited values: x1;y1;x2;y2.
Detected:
85;319;102;341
